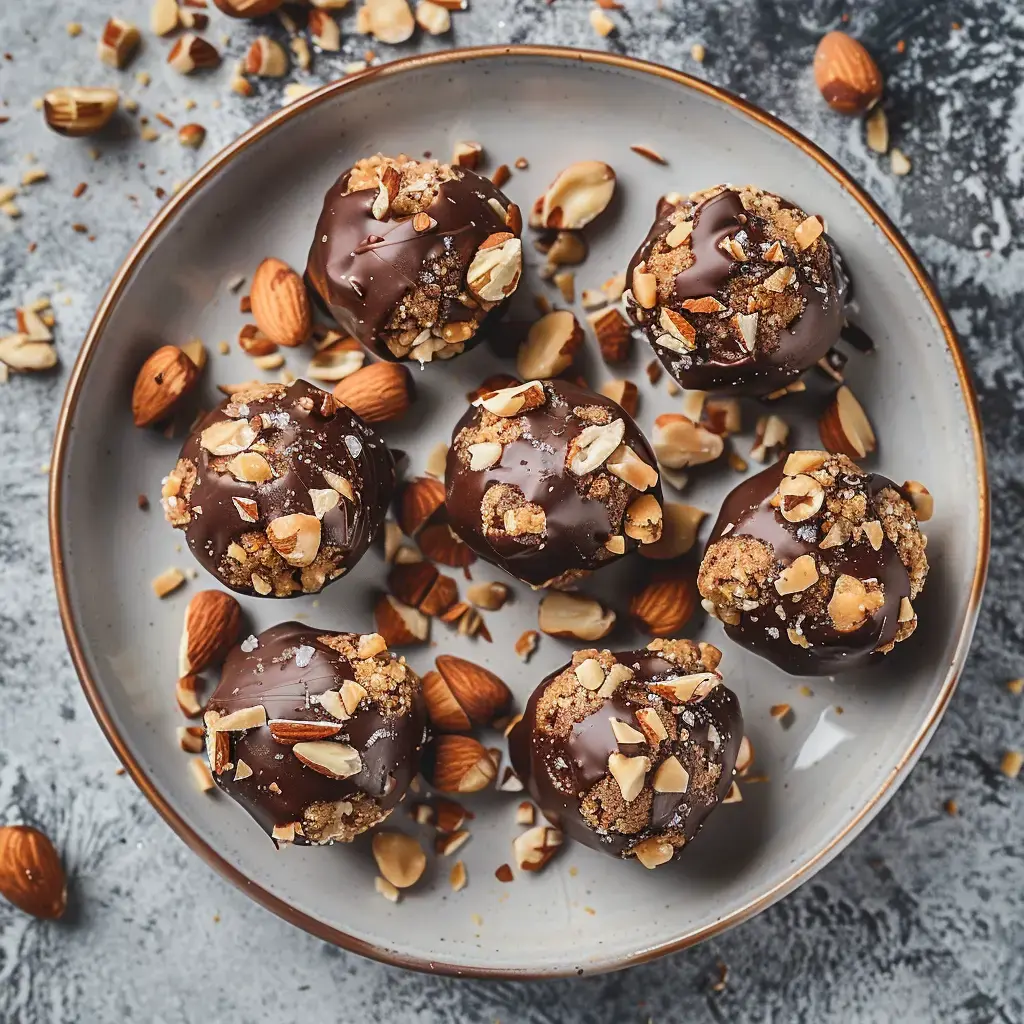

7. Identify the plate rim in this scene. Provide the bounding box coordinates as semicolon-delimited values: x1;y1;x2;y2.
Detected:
47;44;990;978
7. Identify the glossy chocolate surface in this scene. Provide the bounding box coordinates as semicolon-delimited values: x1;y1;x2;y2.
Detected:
509;649;743;857
207;622;427;843
706;460;912;674
175;380;394;597
306;168;512;357
444;379;663;587
627;188;849;394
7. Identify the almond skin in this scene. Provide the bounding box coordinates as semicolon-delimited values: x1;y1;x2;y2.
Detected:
0;825;67;920
814;31;883;115
374;593;430;646
417;523;477;570
434;655;512;727
179;590;243;676
398;477;446;536
333;361;415;423
425;734;497;793
212;0;283;16
630;570;697;635
131;345;199;427
422;669;473;732
250;257;311;347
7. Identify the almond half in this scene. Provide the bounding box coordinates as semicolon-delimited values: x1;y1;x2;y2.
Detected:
178;590;242;676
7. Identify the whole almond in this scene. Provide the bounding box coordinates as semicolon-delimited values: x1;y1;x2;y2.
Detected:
250;257;311;347
434;655;512;727
178;590;242;676
0;825;66;920
814;31;883;115
630;570;697;635
131;345;199;427
333;361;415;423
422;670;473;732
426;734;497;793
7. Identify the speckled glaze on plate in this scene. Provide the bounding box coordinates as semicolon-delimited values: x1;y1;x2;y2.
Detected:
49;46;988;978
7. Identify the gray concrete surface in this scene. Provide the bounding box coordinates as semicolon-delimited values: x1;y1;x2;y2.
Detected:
0;1;1022;1021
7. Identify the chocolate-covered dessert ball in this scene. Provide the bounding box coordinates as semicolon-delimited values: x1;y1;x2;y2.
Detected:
306;153;523;363
445;378;665;589
508;640;743;867
698;450;929;674
625;184;848;395
204;623;427;845
162;380;394;598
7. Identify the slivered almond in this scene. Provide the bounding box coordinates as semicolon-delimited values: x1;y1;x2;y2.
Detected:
268;720;342;744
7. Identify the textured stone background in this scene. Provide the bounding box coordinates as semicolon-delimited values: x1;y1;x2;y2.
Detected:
1;1;1022;1021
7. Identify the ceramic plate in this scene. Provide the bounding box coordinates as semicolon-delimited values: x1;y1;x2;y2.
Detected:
50;46;988;977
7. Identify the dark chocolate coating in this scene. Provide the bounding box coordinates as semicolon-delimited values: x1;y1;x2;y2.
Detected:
509;650;743;858
626;187;849;394
444;379;663;588
174;380;394;598
706;460;912;674
207;623;427;844
305;168;512;358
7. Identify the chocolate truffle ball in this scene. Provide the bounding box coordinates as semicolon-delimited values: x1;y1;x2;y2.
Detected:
445;378;665;589
697;450;929;675
625;184;848;395
306;153;523;363
162;379;394;598
204;623;427;845
508;640;743;867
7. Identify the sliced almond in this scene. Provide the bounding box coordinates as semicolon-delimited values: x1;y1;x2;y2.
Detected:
516;310;583;379
784;450;828;476
609;718;646;745
819;385;876;459
372;832;426;888
570;418;625;475
292;741;362;780
538;592;615;641
512;825;563;872
639;503;704;561
474;380;545;418
200;417;258;456
534;160;616;230
633;836;674;869
607;752;649;802
652;413;723;469
775;554;819;595
652;755;689;793
607;445;659;491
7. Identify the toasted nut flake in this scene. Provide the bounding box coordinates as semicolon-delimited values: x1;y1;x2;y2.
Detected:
515;629;539;661
639;502;704;560
588;306;632;363
898;596;915;623
436;830;471;856
599;378;639;417
575;657;606;691
589;7;615;36
233;760;253;781
788;627;810;648
784;450;828;476
513;825;563;872
98;17;140;68
633;836;674;869
735;735;754;775
362;0;416;44
794;215;824;250
356;632;387;660
610;718;646;745
372;832;427;888
176;674;203;718
467;234;523;304
648;672;719;704
570;418;625;475
452;140;483;168
209;705;267;732
903;481;933;522
607;445;659;492
374;876;400;902
1000;750;1023;779
534;160;616;231
516;802;535;826
466;581;509;611
168;34;221;74
543;230;588;269
292;740;362;779
227;451;274;484
189;758;216;793
608;752;649;802
266;513;321;567
750;414;790;463
178;725;205;754
828;575;884;632
251;574;272;595
375;594;430;646
631;266;657;309
449;860;467;891
775;554;819;595
652;755;689;793
309;9;342;49
475;380;545;418
269;719;342;744
630;143;667;164
517;310;583;380
763;265;797;292
415;0;450;33
635;707;668;745
778;474;825;523
538;592;615;641
862;520;884;551
624;494;663;544
723;780;743;804
0;335;58;373
890;147;912;176
307;345;364;382
865;106;889;153
201;417;258;456
653;413;723;469
152;567;186;598
819;385;876;459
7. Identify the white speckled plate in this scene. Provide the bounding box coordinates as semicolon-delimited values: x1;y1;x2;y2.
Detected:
50;47;988;977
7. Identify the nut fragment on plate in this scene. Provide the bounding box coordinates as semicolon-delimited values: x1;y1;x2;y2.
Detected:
512;825;563;872
516;310;583;379
818;385;876;459
43;86;119;137
372;832;427;888
589;306;633;364
167;34;221;74
813;31;883;115
638;502;705;560
538;592;615;640
652;413;724;470
245;36;289;77
98;17;140;68
530;160;616;231
507;641;742;863
426;734;497;792
698;452;930;674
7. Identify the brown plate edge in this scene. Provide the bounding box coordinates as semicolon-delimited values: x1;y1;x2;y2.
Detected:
47;44;991;979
